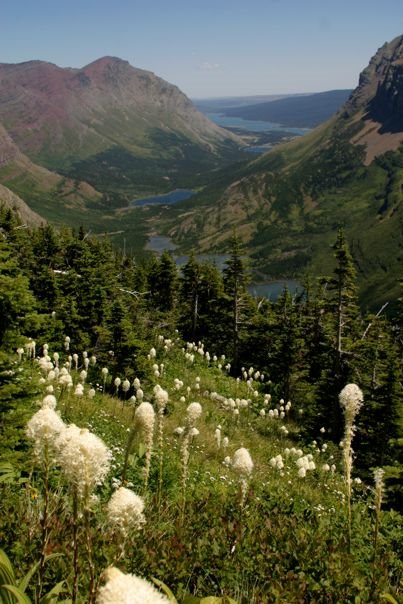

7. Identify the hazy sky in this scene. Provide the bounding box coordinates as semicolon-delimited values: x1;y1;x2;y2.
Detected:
1;1;402;98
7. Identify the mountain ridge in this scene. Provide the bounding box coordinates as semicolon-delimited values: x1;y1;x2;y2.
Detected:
165;35;403;308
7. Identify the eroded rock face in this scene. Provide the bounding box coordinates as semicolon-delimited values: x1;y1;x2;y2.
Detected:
344;34;403;126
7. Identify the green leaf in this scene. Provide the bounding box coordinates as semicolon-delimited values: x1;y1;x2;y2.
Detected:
1;584;32;603
40;580;67;603
0;462;18;484
380;595;398;604
0;549;16;584
151;578;178;603
138;443;146;458
18;553;63;593
0;586;15;604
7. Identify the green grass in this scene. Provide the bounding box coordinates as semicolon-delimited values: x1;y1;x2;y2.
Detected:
0;335;401;603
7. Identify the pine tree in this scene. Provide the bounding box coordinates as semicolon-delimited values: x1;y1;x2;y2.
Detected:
223;236;251;372
0;241;36;345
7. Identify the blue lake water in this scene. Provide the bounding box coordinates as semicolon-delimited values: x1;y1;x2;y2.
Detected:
146;236;301;300
131;189;194;207
206;112;310;136
248;280;302;300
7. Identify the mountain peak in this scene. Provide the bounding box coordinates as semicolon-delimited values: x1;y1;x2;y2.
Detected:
83;56;130;69
345;34;403;116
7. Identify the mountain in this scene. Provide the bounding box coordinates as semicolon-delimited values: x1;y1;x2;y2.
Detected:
167;35;403;309
0;57;243;200
221;89;353;128
0;119;101;222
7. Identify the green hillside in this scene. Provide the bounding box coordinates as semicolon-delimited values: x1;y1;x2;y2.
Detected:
0;212;401;602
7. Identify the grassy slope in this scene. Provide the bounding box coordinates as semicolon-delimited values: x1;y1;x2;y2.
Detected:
1;336;402;602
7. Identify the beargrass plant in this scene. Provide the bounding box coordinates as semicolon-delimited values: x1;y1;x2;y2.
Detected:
0;337;401;603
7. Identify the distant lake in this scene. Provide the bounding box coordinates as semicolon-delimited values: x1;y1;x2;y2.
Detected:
248;280;302;300
146;235;301;300
131;189;194;207
206;112;310;136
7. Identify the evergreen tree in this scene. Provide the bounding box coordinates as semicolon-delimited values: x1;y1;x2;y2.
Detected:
223;236;251;372
0;241;36;345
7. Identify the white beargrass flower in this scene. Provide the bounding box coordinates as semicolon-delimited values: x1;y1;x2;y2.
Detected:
55;425;112;498
154;385;168;411
339;384;363;436
215;427;221;449
97;567;169;604
186;402;202;425
298;467;307;478
88;388;96;399
136;388;144;401
122;379;130;393
134;403;155;488
190;427;199;437
106;487;145;537
26;408;65;459
45;385;54;394
74;383;84;397
84;358;90;370
232;448;254;477
41;394;57;410
339;383;364;546
232;447;253;507
80;370;87;383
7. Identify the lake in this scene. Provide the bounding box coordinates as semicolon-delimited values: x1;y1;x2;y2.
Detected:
146;236;301;300
206;112;310;136
131;189;194;207
248;280;302;300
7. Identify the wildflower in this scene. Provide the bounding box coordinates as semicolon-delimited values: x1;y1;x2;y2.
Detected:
186;402;202;425
215;427;221;449
26;408;65;459
97;567;169;604
232;447;253;506
55;425;112;498
298;467;307;478
74;384;84;397
339;384;364;435
134;403;155;488
154;385;168;411
41;394;57;410
122;379;130;394
106;487;145;537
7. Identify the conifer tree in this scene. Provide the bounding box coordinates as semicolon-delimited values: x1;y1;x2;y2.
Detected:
223;236;250;372
0;241;36;345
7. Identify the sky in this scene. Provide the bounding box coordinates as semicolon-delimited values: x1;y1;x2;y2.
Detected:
1;0;402;98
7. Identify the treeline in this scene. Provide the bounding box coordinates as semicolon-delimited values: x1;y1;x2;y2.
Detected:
0;206;401;479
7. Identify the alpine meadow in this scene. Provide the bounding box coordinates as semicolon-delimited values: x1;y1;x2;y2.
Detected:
0;19;402;604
